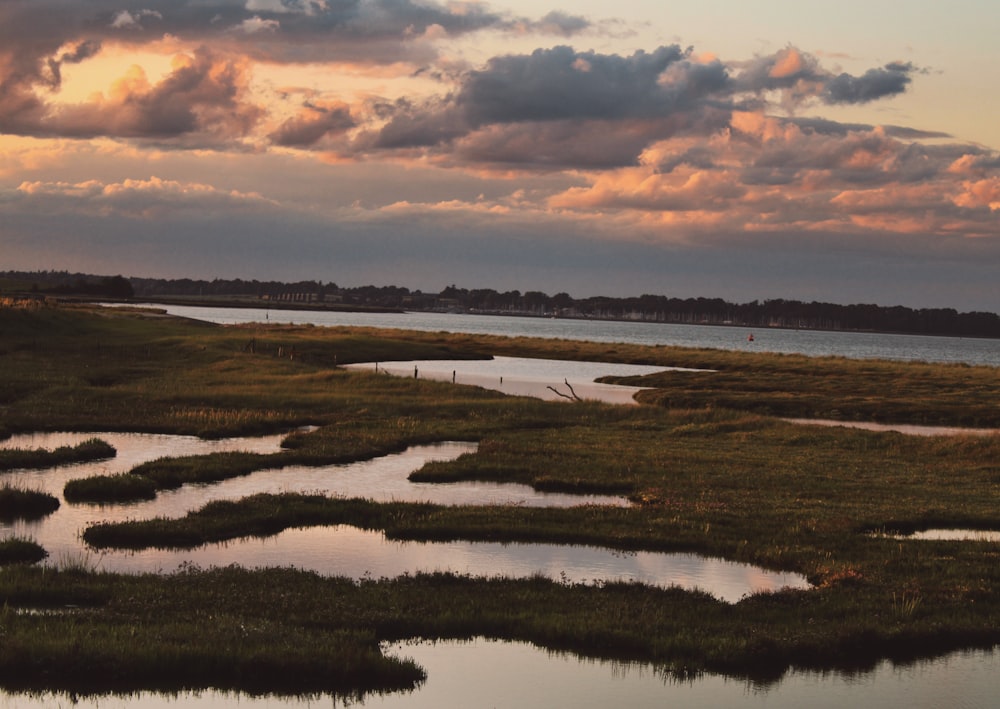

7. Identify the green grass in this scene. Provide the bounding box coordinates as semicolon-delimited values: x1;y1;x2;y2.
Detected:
1;301;1000;695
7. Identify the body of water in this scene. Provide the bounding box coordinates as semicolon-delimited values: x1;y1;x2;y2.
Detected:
0;432;803;600
133;303;1000;367
3;641;996;708
345;356;702;404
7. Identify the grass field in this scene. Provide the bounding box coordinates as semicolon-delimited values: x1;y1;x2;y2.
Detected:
1;299;999;697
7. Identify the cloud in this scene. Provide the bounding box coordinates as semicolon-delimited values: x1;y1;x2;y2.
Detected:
539;111;1000;241
0;0;593;145
733;47;918;110
533;11;591;37
457;45;696;125
12;176;276;219
361;45;734;167
109;9;164;30
5;48;262;144
234;16;282;34
354;44;928;171
269;100;355;146
245;0;329;14
824;62;915;104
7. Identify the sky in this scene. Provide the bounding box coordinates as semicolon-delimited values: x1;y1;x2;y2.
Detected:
1;1;999;312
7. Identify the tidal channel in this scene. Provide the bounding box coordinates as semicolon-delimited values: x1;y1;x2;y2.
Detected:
0;431;805;600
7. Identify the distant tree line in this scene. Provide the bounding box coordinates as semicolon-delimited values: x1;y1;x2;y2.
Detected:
2;271;998;338
0;271;133;299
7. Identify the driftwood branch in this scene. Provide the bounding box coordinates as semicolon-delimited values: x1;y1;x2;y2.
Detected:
546;378;582;402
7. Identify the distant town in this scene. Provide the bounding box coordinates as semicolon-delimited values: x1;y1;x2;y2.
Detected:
3;270;999;339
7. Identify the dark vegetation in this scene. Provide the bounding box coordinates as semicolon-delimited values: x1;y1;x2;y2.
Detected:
0;299;999;698
63;473;158;503
3;269;999;337
607;354;1000;427
0;485;60;521
0;438;116;471
0;538;47;565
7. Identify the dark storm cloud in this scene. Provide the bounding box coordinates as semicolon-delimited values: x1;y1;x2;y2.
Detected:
0;1;589;61
0;0;590;141
458;45;708;124
27;48;262;142
44;40;103;88
363;44;925;169
732;49;918;107
788;117;950;140
373;44;696;148
269;102;355;147
0;3;939;171
824;62;915;104
453;119;673;169
365;45;733;166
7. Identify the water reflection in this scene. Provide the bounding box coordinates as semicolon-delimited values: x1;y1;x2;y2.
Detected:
344;356;709;405
0;430;294;563
0;432;805;600
879;529;1000;542
108;525;803;602
2;641;996;708
784;418;999;437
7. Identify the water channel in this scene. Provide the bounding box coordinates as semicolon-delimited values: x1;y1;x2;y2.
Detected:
0;431;804;599
4;421;996;706
129;303;1000;368
344;355;704;404
2;641;996;708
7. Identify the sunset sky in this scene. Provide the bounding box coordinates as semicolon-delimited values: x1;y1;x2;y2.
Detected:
2;0;998;311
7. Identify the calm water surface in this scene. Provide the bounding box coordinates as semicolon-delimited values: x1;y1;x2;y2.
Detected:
345;356;703;404
0;432;802;599
135;304;1000;367
2;642;996;709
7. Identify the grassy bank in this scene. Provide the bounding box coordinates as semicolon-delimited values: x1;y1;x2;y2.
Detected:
1;301;999;696
0;485;60;521
0;538;48;565
0;438;115;471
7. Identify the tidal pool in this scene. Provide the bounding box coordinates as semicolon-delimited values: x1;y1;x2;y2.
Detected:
878;529;1000;542
2;641;996;708
784;418;999;437
0;432;806;601
344;356;710;404
91;524;805;602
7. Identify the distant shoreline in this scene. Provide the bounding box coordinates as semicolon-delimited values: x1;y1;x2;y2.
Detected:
116;296;1000;342
126;296;404;315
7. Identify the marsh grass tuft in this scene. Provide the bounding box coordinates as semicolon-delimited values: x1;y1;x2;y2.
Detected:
0;438;115;471
0;485;60;521
64;474;157;503
0;538;47;566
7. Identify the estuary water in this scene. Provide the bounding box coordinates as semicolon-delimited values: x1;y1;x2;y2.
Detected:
344;356;701;404
134;303;1000;367
2;642;996;708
